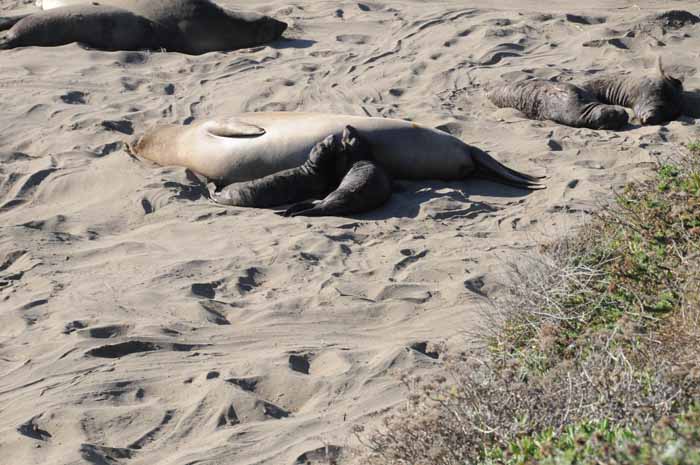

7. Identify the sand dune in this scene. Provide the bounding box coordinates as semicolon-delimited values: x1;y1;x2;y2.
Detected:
1;1;698;463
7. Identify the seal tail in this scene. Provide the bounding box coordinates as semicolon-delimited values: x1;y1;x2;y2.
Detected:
471;148;546;190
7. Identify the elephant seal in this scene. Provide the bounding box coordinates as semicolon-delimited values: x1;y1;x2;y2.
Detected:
0;0;287;54
582;58;683;125
488;80;629;130
133;111;543;215
210;125;392;217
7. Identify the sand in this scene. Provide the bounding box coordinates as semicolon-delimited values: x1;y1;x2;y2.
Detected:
0;0;698;464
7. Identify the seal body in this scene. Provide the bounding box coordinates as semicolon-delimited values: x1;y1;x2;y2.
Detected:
1;5;161;51
134;112;542;190
0;0;287;54
210;126;393;217
488;80;629;130
582;61;683;125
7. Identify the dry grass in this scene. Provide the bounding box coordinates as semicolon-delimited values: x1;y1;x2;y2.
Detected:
358;142;700;465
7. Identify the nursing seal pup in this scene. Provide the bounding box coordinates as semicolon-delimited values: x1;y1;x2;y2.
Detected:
0;0;288;54
133;112;544;217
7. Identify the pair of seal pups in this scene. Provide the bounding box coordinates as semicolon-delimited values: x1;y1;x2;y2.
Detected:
133;112;544;217
0;0;287;54
210;126;392;217
488;59;684;129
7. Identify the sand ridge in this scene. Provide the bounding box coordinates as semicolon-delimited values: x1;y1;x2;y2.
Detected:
0;1;699;464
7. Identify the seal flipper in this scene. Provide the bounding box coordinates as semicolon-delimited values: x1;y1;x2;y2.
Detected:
471;147;546;190
0;14;28;32
204;118;266;138
284;160;392;217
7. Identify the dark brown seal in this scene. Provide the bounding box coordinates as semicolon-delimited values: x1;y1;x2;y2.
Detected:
0;0;287;54
488;79;629;130
582;58;683;126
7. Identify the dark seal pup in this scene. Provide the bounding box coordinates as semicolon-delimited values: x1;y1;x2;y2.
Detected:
488;58;684;129
488;80;629;130
209;126;392;217
0;0;287;54
582;58;684;126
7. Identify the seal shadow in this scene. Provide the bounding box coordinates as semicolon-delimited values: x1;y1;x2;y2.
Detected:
352;178;534;220
270;38;317;49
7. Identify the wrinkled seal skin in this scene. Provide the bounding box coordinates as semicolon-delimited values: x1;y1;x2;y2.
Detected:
210;126;393;217
0;0;287;54
582;59;683;125
133;112;544;193
488;80;629;130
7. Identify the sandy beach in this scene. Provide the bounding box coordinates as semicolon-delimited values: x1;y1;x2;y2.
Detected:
0;0;698;463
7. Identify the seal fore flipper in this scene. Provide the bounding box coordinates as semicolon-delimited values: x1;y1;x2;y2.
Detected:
204;119;266;138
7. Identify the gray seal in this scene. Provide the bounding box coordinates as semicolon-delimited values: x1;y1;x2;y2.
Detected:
488;58;685;128
488;79;629;130
0;0;287;54
133;112;544;191
582;58;683;125
209;125;392;217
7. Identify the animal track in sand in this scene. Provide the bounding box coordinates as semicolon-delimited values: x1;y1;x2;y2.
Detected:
79;444;133;464
128;409;176;450
225;377;260;392
17;416;52;441
393;249;428;273
288;353;313;374
295;445;343;464
79;324;129;339
237;267;264;293
216;404;240;427
198;301;232;325
86;340;204;358
409;341;440;359
336;34;370;44
60;91;87;104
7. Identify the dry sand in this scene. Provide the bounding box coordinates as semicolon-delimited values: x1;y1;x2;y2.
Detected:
0;0;699;463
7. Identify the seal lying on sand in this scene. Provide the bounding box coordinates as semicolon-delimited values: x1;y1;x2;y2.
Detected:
133;112;544;216
210;126;392;217
0;0;287;54
582;58;683;126
488;80;629;130
489;58;684;129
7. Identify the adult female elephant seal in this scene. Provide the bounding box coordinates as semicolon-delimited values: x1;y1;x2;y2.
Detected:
209;125;393;217
488;80;629;130
133;112;544;216
0;0;288;54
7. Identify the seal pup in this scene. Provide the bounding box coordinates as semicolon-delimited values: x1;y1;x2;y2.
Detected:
0;0;287;54
209;126;392;217
488;80;629;130
582;58;683;126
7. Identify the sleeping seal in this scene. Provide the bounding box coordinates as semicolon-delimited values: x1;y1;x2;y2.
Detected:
0;0;287;54
133;112;544;216
488;58;684;129
582;58;684;126
210;125;393;217
488;80;629;130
